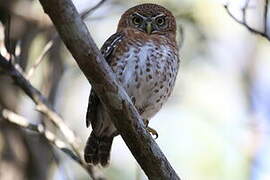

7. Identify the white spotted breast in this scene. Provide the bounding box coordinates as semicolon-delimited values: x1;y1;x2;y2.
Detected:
110;33;179;120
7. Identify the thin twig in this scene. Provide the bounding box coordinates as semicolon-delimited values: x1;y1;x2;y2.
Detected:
177;25;184;52
264;0;269;33
242;0;250;23
25;0;107;80
6;14;12;62
81;0;107;19
224;3;270;41
0;54;79;154
26;37;55;79
1;109;106;180
0;54;105;180
1;109;81;164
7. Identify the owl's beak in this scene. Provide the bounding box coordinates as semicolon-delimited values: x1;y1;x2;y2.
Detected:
146;22;152;35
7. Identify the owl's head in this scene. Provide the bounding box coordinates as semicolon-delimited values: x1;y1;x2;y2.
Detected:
117;3;176;36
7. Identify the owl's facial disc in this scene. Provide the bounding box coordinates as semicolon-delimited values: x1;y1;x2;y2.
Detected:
131;12;167;35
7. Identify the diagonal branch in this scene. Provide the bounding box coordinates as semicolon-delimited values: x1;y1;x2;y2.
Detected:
0;54;79;154
26;37;56;79
177;25;184;52
81;0;108;19
1;109;81;164
38;0;181;179
0;54;105;179
264;0;269;33
26;0;107;80
224;1;270;41
1;109;106;180
242;0;250;23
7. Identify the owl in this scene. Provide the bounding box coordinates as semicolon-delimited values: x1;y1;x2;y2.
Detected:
84;3;180;166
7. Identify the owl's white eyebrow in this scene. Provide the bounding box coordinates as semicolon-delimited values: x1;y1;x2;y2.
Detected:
153;13;165;19
132;12;146;19
132;12;165;19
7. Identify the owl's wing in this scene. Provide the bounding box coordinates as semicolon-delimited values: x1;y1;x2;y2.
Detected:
86;32;124;127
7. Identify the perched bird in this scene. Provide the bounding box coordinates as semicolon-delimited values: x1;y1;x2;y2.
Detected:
84;3;180;166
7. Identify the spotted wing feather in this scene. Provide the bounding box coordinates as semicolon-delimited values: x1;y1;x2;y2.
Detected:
85;32;124;166
86;32;124;128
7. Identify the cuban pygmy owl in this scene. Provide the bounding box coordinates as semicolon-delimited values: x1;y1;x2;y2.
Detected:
84;3;180;166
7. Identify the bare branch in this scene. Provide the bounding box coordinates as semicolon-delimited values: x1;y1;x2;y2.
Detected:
26;37;55;79
25;0;107;80
264;0;269;33
0;54;105;179
177;25;184;52
1;109;80;163
81;0;107;19
0;54;79;153
242;0;250;23
38;0;181;179
1;109;106;180
224;1;270;41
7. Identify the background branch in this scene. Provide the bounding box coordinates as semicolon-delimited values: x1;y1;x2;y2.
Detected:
0;54;79;153
264;0;269;33
26;37;55;79
38;0;180;179
177;25;184;52
0;54;105;180
1;108;106;180
25;0;106;80
224;0;270;41
1;109;80;164
81;0;108;19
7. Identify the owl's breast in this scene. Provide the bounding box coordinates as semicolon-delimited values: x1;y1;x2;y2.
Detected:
110;39;179;119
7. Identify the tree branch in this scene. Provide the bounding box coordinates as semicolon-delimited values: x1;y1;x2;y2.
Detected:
1;109;80;164
242;0;250;23
0;54;79;153
177;25;184;52
38;0;180;179
264;0;269;33
81;0;108;20
224;1;270;41
26;0;107;80
0;54;105;179
1;109;106;180
26;37;55;79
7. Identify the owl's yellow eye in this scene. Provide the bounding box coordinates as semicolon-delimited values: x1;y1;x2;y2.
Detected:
156;17;165;26
132;16;143;25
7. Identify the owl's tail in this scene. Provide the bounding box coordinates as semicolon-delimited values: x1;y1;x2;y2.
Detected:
84;132;113;166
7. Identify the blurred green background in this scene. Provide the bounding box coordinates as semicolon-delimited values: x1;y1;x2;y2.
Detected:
0;0;270;179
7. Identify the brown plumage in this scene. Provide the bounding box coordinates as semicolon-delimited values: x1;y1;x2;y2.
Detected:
84;3;180;166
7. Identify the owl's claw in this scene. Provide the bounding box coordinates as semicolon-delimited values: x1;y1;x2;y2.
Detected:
143;119;158;139
146;126;159;139
131;96;136;105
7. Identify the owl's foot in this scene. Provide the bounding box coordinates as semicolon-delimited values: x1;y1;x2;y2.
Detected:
143;119;158;139
146;126;159;139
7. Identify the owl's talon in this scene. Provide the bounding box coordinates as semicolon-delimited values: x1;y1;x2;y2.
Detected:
143;119;158;139
131;96;136;105
146;127;159;139
143;119;149;126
